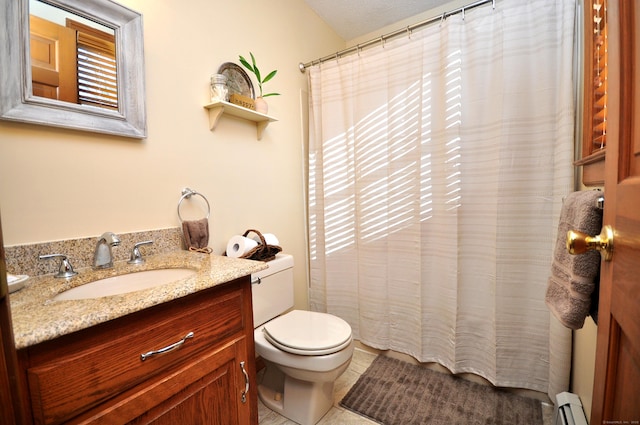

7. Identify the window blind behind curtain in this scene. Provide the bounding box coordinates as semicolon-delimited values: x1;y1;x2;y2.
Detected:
67;20;118;110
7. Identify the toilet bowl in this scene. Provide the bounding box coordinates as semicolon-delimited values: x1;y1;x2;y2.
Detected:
251;255;354;425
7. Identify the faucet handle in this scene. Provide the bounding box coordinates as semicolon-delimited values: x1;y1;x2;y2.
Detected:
128;240;154;264
39;254;78;278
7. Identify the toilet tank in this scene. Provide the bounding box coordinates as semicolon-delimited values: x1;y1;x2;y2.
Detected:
251;254;294;328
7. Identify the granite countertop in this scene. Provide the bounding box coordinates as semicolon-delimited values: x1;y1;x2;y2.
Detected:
9;250;267;350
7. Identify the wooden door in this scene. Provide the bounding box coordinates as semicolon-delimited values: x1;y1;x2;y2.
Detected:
591;1;640;423
29;15;77;103
0;215;26;425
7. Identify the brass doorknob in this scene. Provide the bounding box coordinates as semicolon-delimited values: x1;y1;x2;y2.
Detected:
566;225;614;261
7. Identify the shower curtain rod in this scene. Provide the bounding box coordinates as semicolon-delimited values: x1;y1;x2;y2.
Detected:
298;0;495;73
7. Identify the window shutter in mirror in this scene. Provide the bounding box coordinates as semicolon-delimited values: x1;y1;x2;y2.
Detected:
76;31;117;110
67;19;117;110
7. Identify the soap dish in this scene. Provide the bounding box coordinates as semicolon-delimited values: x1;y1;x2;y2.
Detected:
7;274;29;293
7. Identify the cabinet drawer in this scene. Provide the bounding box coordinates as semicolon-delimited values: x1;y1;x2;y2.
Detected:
24;284;246;425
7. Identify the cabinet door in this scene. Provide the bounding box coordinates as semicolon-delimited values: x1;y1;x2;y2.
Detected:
128;341;244;425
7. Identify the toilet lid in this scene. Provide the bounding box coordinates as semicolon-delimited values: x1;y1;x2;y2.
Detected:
262;310;352;356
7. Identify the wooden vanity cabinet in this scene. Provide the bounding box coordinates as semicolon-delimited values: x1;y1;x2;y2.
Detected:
16;276;258;425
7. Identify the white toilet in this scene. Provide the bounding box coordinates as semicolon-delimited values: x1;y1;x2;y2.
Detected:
251;254;354;425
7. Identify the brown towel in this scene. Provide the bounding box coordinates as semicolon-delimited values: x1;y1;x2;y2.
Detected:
182;218;210;251
545;191;602;329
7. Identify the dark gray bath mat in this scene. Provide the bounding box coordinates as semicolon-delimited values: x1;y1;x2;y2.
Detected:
340;355;543;425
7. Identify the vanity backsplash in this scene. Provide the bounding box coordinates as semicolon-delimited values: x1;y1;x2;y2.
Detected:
5;228;183;277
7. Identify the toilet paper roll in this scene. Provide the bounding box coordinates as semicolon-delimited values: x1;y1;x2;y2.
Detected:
226;235;259;258
253;233;280;246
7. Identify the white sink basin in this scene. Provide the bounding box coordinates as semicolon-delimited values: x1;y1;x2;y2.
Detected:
53;268;197;301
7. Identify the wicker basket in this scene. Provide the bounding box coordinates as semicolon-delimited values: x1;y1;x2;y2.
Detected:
232;229;281;262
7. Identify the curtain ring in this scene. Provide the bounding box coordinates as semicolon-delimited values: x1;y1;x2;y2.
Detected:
440;13;445;26
357;44;361;56
407;26;412;39
462;7;465;20
380;36;385;48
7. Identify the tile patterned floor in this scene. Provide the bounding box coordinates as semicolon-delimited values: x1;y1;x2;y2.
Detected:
257;347;555;425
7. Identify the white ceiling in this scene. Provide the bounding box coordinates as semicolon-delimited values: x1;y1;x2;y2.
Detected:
303;0;452;40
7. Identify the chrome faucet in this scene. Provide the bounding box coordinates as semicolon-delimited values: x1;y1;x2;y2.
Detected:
93;232;121;269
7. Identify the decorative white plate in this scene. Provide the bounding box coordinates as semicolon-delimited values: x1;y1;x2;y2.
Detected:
218;62;255;99
7;274;29;293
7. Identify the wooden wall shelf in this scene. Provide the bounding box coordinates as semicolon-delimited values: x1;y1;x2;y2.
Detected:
204;101;277;140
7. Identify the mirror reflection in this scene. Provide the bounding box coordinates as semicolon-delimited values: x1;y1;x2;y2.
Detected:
29;0;118;110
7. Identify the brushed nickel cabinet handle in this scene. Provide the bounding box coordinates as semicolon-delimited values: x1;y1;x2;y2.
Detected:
140;332;194;361
240;361;249;403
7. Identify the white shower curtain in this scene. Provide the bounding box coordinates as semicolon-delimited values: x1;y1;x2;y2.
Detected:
307;0;575;398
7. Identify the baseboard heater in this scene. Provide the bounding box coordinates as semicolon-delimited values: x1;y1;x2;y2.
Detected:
554;392;588;425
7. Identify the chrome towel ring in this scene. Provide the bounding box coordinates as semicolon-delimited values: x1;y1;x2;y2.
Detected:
177;188;211;222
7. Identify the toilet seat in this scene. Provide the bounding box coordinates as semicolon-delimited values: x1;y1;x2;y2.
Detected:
262;310;352;356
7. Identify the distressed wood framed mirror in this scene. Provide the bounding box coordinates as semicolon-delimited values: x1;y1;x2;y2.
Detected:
0;0;146;138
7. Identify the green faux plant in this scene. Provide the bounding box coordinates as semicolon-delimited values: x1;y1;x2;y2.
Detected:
239;52;280;98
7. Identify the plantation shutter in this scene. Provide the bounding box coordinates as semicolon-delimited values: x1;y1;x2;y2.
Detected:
576;0;608;186
588;0;607;150
67;20;118;110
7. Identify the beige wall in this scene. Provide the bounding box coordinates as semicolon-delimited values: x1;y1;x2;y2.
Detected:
573;320;597;420
0;0;344;311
